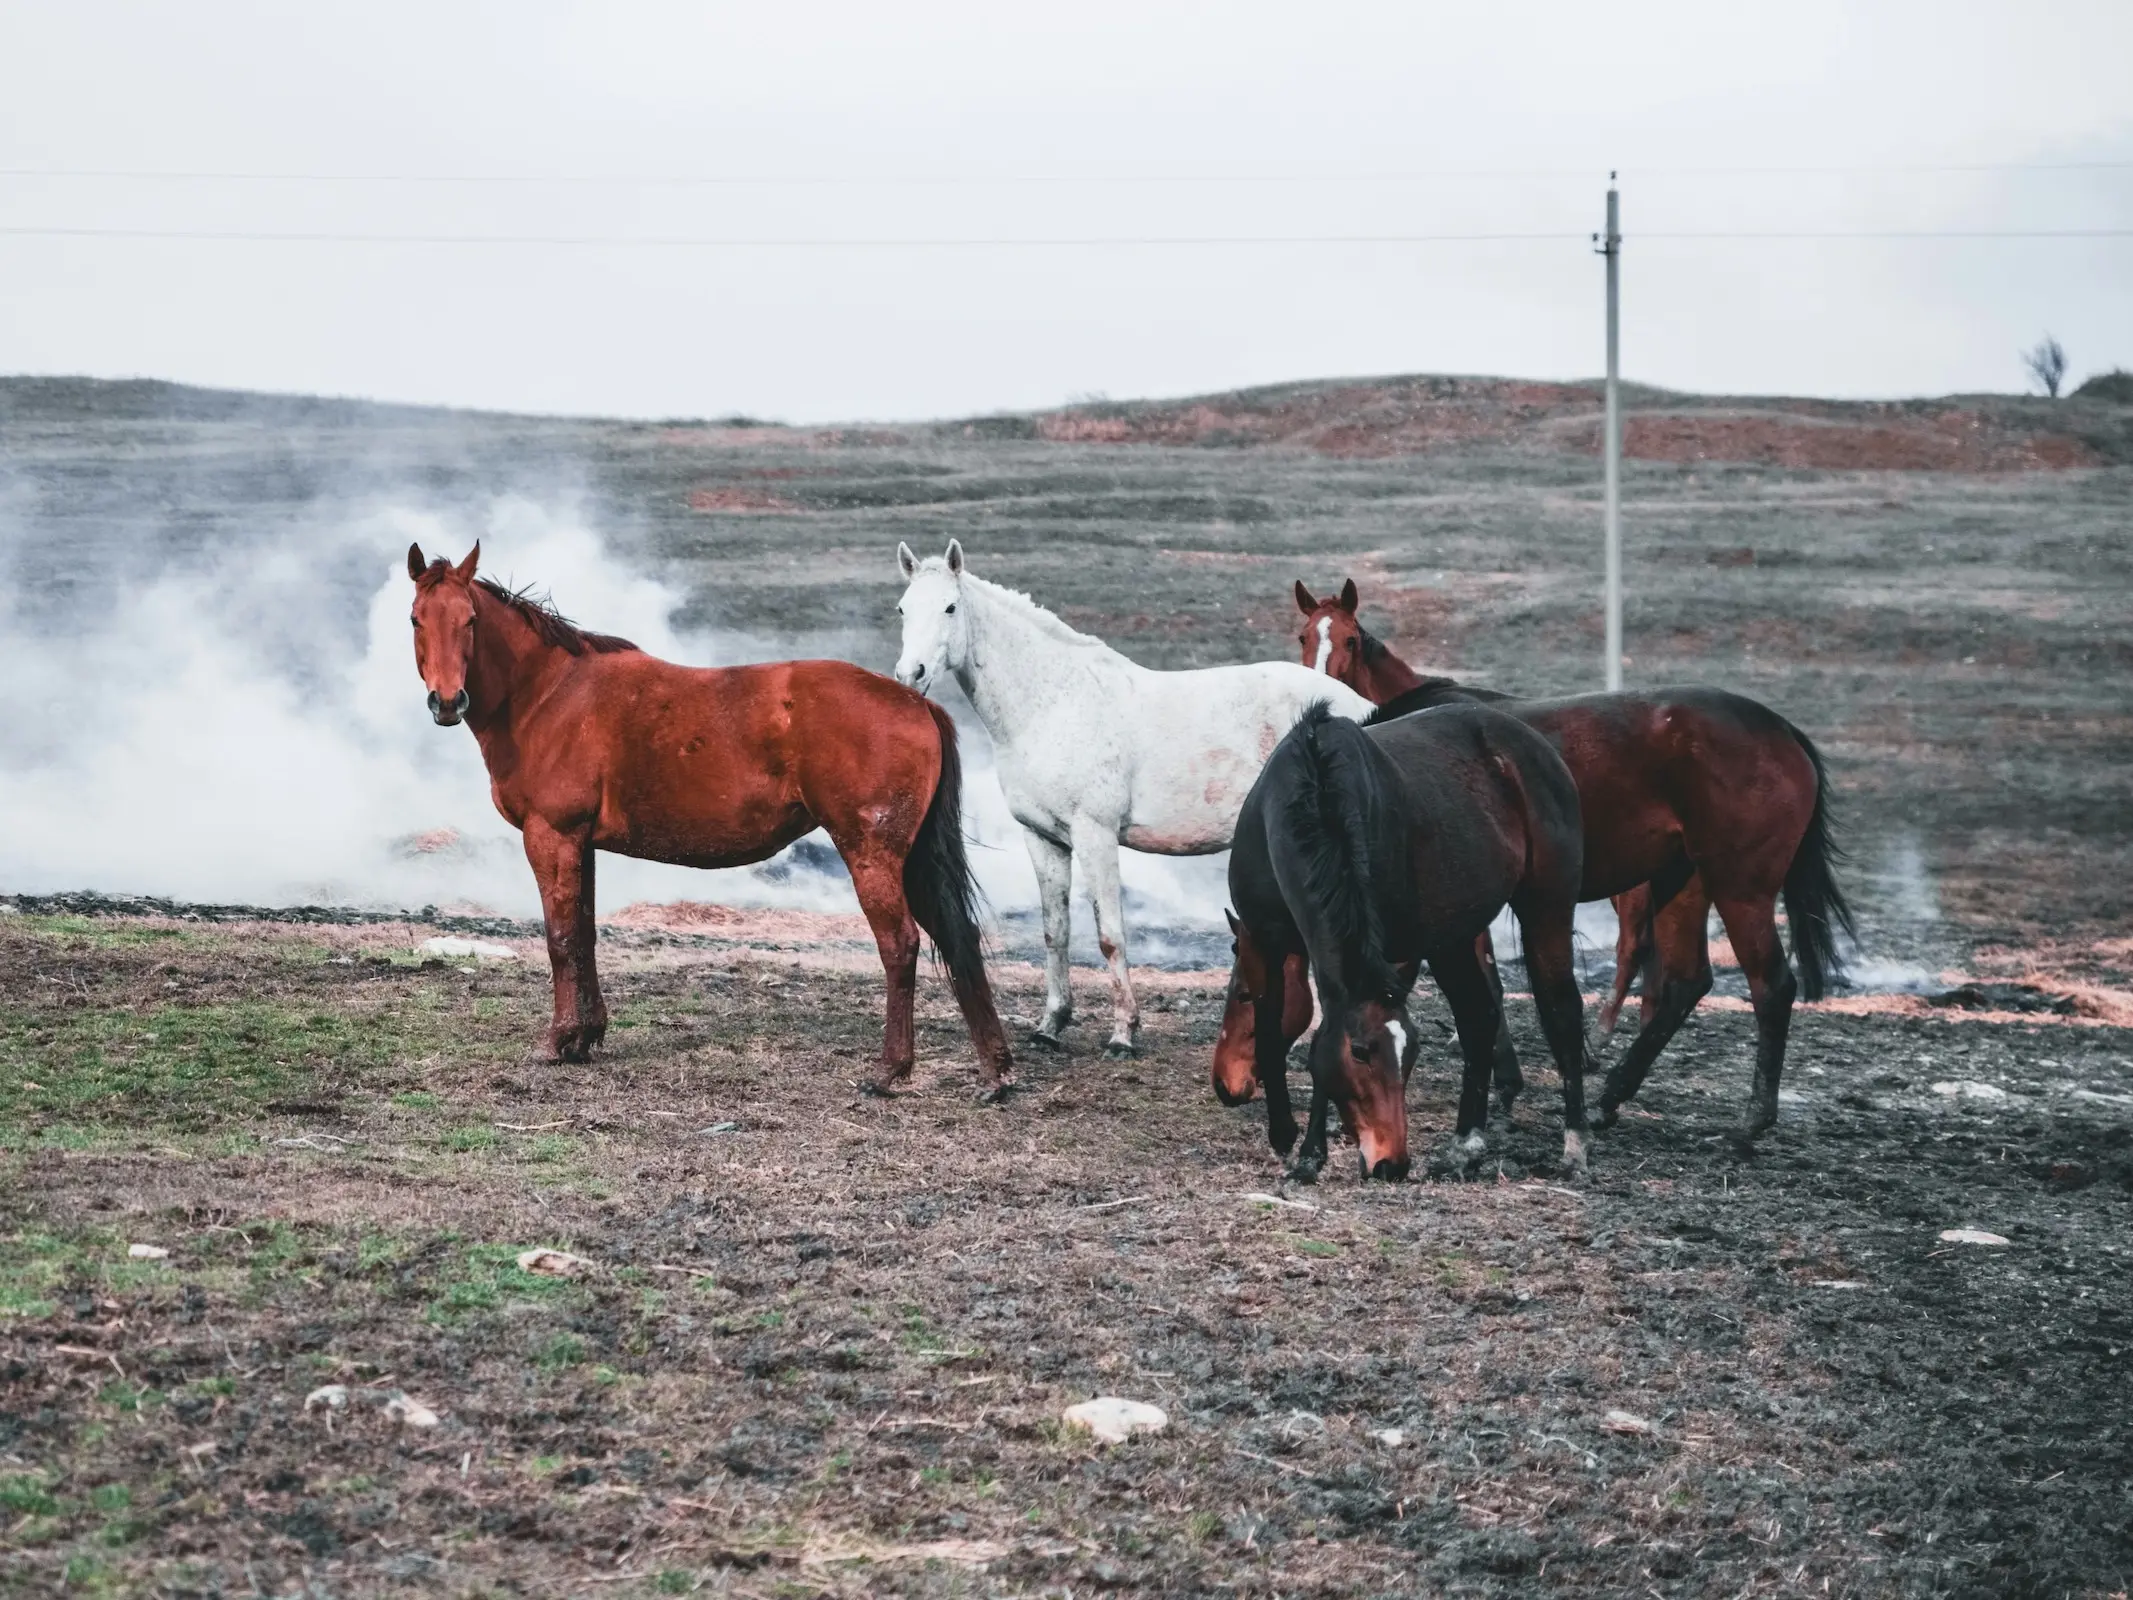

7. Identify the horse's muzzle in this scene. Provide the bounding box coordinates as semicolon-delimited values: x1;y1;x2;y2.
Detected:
895;663;927;690
428;689;470;726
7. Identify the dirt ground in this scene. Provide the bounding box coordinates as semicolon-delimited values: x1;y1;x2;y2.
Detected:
1;910;2130;1598
1;374;2131;1595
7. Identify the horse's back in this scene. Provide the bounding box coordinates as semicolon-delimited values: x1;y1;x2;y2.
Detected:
1367;703;1584;933
555;654;945;859
1099;659;1370;850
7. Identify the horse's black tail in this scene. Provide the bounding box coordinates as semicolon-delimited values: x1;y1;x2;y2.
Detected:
904;701;998;1014
1780;725;1856;1001
1282;702;1403;1001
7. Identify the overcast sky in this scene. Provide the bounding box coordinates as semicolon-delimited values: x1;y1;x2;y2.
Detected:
1;1;2128;421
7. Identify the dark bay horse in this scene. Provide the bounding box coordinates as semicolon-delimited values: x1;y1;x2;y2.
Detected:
1226;701;1595;1181
1287;579;1853;1140
407;543;1014;1095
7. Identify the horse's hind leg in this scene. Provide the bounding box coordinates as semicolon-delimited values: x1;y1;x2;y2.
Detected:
1258;954;1303;1160
1070;816;1140;1055
1477;931;1525;1115
844;845;923;1095
1596;882;1713;1126
523;817;607;1063
1024;829;1075;1049
1425;941;1504;1178
1515;899;1597;1175
1712;891;1797;1144
1597;886;1651;1036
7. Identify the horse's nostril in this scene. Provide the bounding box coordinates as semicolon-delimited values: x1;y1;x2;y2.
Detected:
426;690;441;714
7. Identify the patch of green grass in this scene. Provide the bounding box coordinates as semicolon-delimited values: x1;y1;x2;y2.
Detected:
441;1124;498;1153
1;1227;189;1313
526;1134;574;1164
1188;1509;1222;1541
24;916;197;952
88;1483;130;1513
0;999;410;1133
1296;1239;1341;1258
537;1332;588;1371
426;1243;576;1324
654;1570;695;1595
392;1091;440;1109
0;1472;60;1516
61;1553;115;1591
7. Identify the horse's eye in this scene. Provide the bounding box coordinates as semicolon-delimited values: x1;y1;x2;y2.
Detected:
945;603;956;615
409;615;417;627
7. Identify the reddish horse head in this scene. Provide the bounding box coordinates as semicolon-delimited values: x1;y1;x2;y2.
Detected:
407;543;1014;1096
1283;578;1853;1141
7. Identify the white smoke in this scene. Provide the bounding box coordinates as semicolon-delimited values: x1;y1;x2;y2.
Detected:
0;490;1238;955
0;496;856;917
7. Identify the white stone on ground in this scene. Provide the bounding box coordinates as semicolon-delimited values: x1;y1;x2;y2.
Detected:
419;936;518;960
1062;1398;1167;1444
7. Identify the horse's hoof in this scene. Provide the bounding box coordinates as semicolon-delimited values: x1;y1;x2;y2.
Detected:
1430;1132;1489;1179
863;1069;916;1098
1027;1029;1066;1053
974;1077;1015;1105
1105;1039;1140;1059
1560;1129;1591;1177
1592;1103;1621;1130
1285;1160;1322;1185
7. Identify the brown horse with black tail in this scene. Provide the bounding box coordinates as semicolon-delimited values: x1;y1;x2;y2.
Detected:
406;543;1014;1097
1284;578;1854;1142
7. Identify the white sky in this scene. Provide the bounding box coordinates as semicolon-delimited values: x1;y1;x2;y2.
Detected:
1;1;2128;421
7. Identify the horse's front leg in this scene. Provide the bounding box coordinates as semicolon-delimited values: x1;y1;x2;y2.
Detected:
1023;828;1075;1049
522;817;606;1063
1286;1029;1338;1183
1070;816;1140;1056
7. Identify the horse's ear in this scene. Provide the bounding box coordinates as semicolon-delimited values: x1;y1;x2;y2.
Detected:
1294;580;1318;615
407;543;427;582
1225;908;1242;937
454;543;480;581
944;539;964;577
1338;578;1358;613
897;541;918;580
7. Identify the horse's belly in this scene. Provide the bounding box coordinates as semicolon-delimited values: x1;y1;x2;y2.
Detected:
1120;743;1262;853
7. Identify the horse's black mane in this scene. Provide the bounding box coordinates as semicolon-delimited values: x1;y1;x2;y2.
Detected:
1282;702;1404;1001
473;576;641;657
1365;677;1492;726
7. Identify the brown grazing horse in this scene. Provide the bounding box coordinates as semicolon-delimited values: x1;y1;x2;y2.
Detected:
1278;579;1853;1141
407;543;1014;1096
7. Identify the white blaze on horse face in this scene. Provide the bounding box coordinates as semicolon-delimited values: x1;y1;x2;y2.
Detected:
1312;617;1333;674
893;565;966;692
1383;1018;1408;1070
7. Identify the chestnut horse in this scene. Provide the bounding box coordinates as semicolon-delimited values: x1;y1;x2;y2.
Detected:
1277;579;1853;1141
407;543;1014;1095
1226;701;1594;1181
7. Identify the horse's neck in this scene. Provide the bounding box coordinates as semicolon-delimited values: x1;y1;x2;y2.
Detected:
955;579;1122;744
464;592;573;735
1359;635;1427;700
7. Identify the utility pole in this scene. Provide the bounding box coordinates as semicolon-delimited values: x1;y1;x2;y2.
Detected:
1598;175;1623;691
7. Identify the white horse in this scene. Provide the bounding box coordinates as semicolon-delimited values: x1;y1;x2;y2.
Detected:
893;539;1373;1054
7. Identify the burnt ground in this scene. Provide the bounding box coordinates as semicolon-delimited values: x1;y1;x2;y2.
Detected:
1;912;2130;1598
1;373;2131;1595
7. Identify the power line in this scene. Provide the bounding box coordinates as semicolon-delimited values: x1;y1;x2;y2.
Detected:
0;161;2127;187
0;225;2126;247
